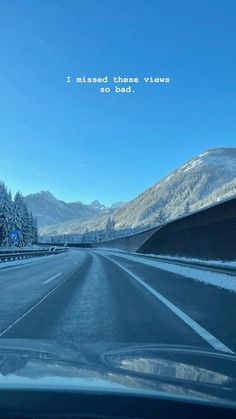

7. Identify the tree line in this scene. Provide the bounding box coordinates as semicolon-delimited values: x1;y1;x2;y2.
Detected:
0;181;38;247
43;201;192;245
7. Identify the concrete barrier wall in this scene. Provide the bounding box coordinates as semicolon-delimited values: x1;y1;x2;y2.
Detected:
40;228;159;252
92;226;160;252
39;196;236;261
138;196;236;261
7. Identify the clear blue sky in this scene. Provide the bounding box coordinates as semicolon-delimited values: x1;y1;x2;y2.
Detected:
0;0;235;205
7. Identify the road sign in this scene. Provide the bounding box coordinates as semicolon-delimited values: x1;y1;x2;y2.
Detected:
8;229;20;245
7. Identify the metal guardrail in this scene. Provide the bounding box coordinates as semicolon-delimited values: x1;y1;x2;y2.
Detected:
90;248;236;276
0;247;68;263
137;253;236;276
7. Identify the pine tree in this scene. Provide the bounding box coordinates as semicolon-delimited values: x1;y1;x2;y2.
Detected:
97;229;106;242
184;200;191;215
0;182;12;246
28;212;34;243
155;207;166;225
22;203;31;245
0;184;39;247
90;230;98;242
7;190;14;232
13;192;24;246
105;217;116;240
28;212;38;244
32;216;38;243
12;191;32;246
82;228;89;243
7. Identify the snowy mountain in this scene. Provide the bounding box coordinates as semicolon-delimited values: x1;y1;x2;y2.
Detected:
24;191;124;228
24;191;102;227
90;200;107;211
108;147;236;229
39;147;236;236
110;201;126;209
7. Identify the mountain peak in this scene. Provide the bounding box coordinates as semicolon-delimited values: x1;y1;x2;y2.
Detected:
38;190;59;202
24;193;110;228
90;200;106;209
39;190;55;197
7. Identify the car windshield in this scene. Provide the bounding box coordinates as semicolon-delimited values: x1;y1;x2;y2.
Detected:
0;0;236;410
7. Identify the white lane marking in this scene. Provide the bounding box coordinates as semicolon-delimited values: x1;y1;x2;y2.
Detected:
104;256;234;355
43;272;62;284
0;267;79;337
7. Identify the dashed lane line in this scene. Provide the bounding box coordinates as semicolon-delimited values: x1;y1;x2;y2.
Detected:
0;266;81;337
43;272;62;284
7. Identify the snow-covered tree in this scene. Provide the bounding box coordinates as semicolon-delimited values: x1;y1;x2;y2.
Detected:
82;228;90;243
0;184;38;247
0;182;13;246
105;216;116;240
22;203;31;245
28;212;38;244
12;191;38;246
183;200;191;215
154;207;166;225
13;192;25;246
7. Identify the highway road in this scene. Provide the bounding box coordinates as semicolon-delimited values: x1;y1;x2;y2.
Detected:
0;248;235;354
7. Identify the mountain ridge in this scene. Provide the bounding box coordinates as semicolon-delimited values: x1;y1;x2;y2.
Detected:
24;191;124;228
38;147;236;236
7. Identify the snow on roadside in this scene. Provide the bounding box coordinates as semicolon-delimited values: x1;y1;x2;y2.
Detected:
94;248;236;268
101;251;236;293
144;254;236;268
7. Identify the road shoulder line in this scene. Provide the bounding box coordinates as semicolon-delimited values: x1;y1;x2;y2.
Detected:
104;255;234;355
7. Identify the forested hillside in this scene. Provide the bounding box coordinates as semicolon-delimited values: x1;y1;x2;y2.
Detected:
40;147;236;241
0;182;38;246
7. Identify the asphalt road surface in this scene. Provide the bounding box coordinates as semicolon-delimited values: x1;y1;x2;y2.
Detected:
0;248;235;354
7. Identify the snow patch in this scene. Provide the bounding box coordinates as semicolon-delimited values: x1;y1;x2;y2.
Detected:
181;159;203;173
101;251;236;293
145;254;236;268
